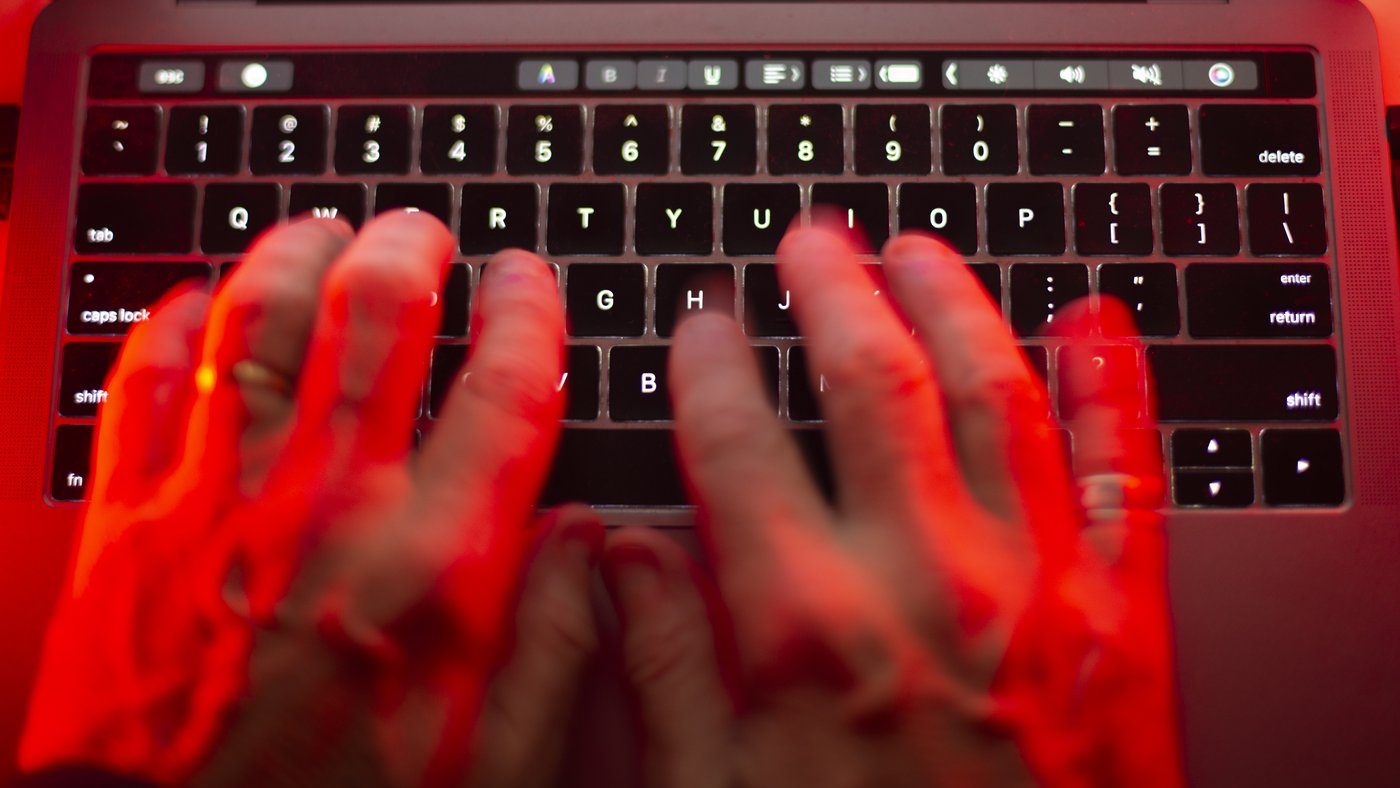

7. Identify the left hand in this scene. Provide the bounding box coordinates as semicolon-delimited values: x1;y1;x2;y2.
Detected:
21;213;590;787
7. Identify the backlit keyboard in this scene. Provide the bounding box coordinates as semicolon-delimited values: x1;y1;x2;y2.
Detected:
52;49;1347;511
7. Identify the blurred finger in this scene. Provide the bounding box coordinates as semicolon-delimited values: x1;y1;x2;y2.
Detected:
282;210;452;470
881;233;1070;528
603;529;733;788
669;312;833;591
464;506;603;788
78;288;209;590
1059;298;1163;568
177;218;353;496
777;225;964;524
416;248;565;538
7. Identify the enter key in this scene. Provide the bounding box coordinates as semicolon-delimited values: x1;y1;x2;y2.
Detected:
1185;262;1333;338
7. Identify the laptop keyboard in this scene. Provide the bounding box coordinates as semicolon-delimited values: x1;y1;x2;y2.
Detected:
51;49;1347;511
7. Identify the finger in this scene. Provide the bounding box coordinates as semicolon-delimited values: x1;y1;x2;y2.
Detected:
78;287;209;589
416;248;565;528
776;225;964;523
464;506;603;788
669;312;834;589
603;528;733;788
177;218;354;496
282;210;452;470
881;233;1073;531
1058;298;1163;569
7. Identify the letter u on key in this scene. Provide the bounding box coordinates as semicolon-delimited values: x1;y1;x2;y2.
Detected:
753;208;772;230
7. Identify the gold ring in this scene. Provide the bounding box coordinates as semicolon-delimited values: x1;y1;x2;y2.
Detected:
230;359;296;398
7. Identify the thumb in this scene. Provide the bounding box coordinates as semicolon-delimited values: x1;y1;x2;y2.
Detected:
462;505;603;788
603;528;734;788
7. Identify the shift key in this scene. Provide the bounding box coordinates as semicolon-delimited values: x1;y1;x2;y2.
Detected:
1149;345;1337;421
74;183;197;254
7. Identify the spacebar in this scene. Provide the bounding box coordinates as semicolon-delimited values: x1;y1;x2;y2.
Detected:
541;428;833;507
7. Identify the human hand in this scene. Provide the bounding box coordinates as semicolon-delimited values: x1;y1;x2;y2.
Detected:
20;213;598;787
603;227;1182;787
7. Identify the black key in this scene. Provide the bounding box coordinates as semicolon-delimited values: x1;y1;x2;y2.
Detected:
1161;184;1240;256
1172;429;1252;468
460;184;537;254
1028;105;1105;176
566;263;646;337
1097;263;1180;337
563;345;601;421
635;183;712;255
971;263;1002;309
941;105;1017;176
1186;263;1331;338
854;105;931;175
165;106;243;175
1261;429;1345;506
74;183;196;254
1174;470;1255;508
51;425;94;502
335;105;412;175
723;184;800;255
69;262;213;335
1057;344;1140;422
788;346;824;421
897;183;977;255
768;105;843;175
428;345;467;418
1148;345;1338;422
202;183;280;254
1009;263;1089;337
987;184;1066;256
421;105;496;175
654;263;735;337
506;105;583;175
610;346;672;421
375;183;452;226
1113;105;1191;176
1247;184;1328;256
755;346;781;411
58;342;120;418
250;106;328;175
541;429;686;506
744;264;798;337
289;183;366;228
812;183;889;249
81;106;160;175
1021;345;1048;382
681;105;757;175
1074;183;1152;256
437;263;470;338
540;428;832;506
594;105;669;175
548;184;625;255
1200;105;1321;176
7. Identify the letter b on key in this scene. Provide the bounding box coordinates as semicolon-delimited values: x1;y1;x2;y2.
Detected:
640;372;658;394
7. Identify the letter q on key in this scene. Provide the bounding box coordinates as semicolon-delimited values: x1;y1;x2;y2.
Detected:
228;206;250;231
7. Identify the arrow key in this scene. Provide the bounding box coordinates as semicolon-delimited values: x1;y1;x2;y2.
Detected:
1175;469;1254;507
1262;429;1345;506
1172;428;1252;468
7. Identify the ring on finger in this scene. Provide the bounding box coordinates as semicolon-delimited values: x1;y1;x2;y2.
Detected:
229;359;296;398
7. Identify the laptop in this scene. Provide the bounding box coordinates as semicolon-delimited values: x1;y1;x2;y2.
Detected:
1;0;1397;783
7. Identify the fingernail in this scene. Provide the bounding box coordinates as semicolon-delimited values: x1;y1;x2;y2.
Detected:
603;541;664;602
556;509;605;566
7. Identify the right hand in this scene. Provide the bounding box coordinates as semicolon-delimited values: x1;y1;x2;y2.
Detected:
602;227;1182;788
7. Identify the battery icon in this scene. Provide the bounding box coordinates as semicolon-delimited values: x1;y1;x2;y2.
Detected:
876;61;922;88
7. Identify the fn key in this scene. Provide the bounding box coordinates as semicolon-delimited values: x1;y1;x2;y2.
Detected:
51;425;94;502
